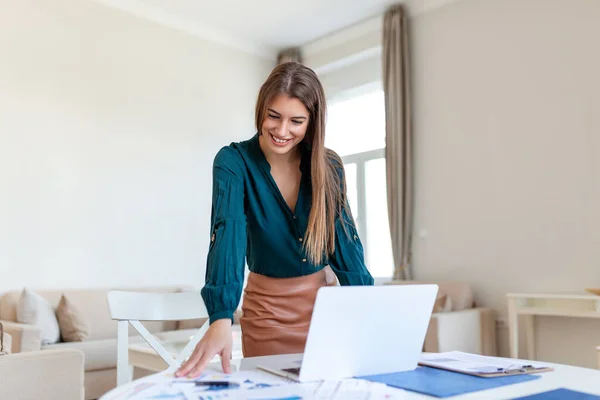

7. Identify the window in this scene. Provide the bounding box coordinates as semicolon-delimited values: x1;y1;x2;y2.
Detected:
325;86;394;278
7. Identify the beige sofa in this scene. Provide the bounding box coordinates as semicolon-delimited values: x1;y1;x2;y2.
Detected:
385;280;497;356
0;346;85;400
0;287;208;400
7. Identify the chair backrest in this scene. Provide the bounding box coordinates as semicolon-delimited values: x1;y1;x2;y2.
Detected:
106;291;208;321
106;290;210;386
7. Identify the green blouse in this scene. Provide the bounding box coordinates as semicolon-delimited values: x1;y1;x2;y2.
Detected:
201;134;374;324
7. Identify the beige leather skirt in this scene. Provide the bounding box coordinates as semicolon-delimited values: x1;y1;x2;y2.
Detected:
240;267;336;357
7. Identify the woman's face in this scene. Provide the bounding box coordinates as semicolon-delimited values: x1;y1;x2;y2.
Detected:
260;94;310;157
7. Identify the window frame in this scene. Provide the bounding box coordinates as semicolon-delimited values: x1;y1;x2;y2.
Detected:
340;148;385;267
326;83;393;279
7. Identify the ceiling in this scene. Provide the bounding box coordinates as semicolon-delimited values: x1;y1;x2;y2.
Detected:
95;0;404;58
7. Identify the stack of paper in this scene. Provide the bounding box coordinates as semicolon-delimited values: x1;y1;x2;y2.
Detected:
240;379;403;400
101;368;405;400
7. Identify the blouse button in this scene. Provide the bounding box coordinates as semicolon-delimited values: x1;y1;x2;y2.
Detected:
211;233;215;242
302;258;307;262
298;237;303;242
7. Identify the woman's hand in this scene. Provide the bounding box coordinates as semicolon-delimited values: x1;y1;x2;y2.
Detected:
175;318;233;378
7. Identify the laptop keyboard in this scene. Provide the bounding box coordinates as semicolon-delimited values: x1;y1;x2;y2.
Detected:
282;367;301;375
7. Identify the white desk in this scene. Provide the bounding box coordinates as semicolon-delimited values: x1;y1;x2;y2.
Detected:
102;353;600;399
506;292;600;359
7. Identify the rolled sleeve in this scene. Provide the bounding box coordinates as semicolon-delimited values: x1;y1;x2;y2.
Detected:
200;147;247;324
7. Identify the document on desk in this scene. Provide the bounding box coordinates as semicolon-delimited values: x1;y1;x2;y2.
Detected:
240;379;405;399
102;368;405;400
102;368;287;400
420;351;552;377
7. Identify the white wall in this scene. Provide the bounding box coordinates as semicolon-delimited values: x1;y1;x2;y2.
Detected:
0;0;273;292
303;0;600;368
410;0;600;367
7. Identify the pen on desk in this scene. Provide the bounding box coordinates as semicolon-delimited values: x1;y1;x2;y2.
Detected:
194;381;240;388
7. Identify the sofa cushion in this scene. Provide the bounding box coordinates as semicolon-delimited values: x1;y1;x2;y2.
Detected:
1;287;184;341
43;336;145;371
44;339;117;371
16;288;60;345
154;328;203;343
43;329;201;371
56;294;90;342
54;288;180;341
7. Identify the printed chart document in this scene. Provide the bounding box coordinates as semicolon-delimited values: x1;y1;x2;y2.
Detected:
102;367;405;400
242;379;404;400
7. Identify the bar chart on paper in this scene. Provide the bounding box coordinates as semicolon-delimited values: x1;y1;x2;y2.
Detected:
101;369;404;400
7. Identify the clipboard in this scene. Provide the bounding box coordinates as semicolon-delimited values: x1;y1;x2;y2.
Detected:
358;367;542;398
418;351;553;378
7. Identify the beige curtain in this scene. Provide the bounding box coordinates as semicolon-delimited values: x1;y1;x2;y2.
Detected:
277;48;302;64
383;5;413;280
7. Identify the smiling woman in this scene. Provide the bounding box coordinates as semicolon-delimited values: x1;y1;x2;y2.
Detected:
174;62;374;379
261;95;308;151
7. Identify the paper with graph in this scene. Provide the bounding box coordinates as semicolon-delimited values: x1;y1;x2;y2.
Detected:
101;367;405;399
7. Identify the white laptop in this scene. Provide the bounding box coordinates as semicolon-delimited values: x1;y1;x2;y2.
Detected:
258;284;438;382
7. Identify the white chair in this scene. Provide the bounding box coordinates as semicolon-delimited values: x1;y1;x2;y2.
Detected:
106;291;210;386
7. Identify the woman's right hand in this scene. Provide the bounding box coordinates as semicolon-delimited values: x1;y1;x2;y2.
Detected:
174;318;233;378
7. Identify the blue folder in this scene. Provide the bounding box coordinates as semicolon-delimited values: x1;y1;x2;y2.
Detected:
513;388;600;400
358;366;541;398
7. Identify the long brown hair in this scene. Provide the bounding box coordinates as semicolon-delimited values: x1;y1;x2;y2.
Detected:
255;62;345;265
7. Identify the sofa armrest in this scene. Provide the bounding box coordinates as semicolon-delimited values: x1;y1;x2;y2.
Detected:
424;307;497;356
0;320;42;353
0;349;84;400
